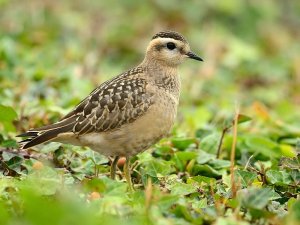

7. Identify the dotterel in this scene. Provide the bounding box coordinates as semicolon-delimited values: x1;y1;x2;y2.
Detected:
18;31;203;191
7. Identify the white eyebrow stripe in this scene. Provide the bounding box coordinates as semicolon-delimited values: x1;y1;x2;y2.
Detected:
151;37;181;43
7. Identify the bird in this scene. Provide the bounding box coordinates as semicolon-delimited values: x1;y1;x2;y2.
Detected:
17;31;203;191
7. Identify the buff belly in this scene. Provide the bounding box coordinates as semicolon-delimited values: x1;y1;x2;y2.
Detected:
78;97;177;156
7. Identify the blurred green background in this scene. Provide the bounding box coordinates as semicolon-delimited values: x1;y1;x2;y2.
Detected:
0;1;300;225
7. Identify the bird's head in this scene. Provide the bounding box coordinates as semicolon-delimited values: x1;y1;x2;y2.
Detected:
144;31;203;67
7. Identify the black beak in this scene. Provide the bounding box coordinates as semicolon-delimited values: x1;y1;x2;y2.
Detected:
186;51;203;61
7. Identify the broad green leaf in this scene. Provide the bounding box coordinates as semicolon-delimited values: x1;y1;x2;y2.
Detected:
223;114;252;129
208;159;231;169
195;128;213;139
40;142;62;153
279;144;296;158
172;204;193;222
141;159;174;177
290;200;300;222
235;170;257;187
237;114;252;124
287;198;297;211
193;164;222;178
101;178;128;196
290;170;300;184
240;187;280;210
279;138;300;146
171;137;196;151
196;150;215;164
0;201;9;225
244;135;281;158
0;105;17;132
2;151;17;161
266;170;292;186
169;182;198;196
153;144;173;156
25;166;61;195
6;156;23;170
280;156;300;170
174;151;198;161
82;178;106;193
191;198;207;209
157;195;179;211
0;105;17;122
199;133;221;154
173;151;197;172
191;175;216;185
1;139;18;148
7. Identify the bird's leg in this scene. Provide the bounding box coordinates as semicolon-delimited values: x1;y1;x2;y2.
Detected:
124;156;134;192
110;156;120;180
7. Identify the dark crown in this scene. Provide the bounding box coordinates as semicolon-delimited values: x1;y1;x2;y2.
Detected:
152;31;187;43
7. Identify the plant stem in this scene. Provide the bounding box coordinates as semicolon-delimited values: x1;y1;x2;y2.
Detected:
230;106;239;198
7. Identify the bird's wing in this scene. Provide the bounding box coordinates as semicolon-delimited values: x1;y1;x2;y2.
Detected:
69;75;153;135
18;67;154;148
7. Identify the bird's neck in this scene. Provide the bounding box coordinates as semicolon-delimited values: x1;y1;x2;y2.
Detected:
139;58;181;97
140;57;178;77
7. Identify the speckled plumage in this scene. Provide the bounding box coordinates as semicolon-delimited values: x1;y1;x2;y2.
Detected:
19;64;180;157
18;31;202;187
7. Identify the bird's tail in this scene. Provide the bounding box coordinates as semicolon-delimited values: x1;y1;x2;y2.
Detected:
17;117;77;149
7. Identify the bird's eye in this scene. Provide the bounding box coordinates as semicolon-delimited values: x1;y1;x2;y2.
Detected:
166;42;176;50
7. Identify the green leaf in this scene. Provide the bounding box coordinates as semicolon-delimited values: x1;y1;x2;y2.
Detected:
196;150;215;164
6;156;23;170
193;164;222;178
266;170;292;186
240;187;280;210
235;170;257;187
82;178;106;193
40;142;62;153
199;133;221;154
25;166;61;195
195;128;213;139
171;137;196;151
0;105;17;132
2;151;17;161
280;156;300;170
290;200;300;221
0;201;9;225
141;159;174;177
173;151;198;172
191;198;207;209
1;139;18;148
153;144;173;156
223;114;252;129
0;105;17;122
172;204;195;222
244;135;281;158
208;159;231;169
290;170;300;184
100;177;128;196
287;198;297;211
174;151;198;161
237;114;252;124
191;175;216;185
157;195;179;211
169;181;198;196
279;144;296;158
